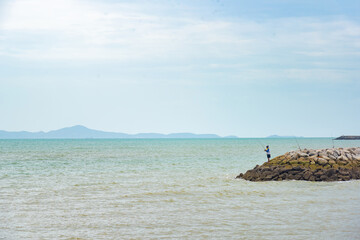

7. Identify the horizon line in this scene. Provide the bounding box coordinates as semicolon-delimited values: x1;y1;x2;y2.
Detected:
0;124;342;139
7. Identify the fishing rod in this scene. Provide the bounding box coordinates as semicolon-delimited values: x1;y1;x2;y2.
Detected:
256;139;265;150
293;135;301;151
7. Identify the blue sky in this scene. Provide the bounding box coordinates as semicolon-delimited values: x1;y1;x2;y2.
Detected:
0;0;359;137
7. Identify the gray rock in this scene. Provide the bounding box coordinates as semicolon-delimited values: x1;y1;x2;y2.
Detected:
317;158;328;165
308;151;316;156
303;171;312;180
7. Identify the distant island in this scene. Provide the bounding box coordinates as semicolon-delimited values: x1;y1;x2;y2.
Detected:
335;136;360;140
266;135;304;138
0;125;238;139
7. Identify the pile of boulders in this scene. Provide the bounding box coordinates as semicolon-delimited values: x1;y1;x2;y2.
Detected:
236;147;360;181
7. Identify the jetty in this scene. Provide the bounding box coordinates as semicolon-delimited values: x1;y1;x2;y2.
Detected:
237;147;360;181
335;136;360;140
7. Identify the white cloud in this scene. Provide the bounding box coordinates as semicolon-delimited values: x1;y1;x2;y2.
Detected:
0;0;359;76
3;0;88;31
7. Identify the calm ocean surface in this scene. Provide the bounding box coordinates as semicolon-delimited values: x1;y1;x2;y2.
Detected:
1;138;359;239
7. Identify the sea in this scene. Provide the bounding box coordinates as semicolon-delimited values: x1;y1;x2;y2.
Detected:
0;138;359;239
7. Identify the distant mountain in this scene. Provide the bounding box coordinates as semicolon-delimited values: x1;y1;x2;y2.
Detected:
0;125;130;139
224;135;238;139
0;125;235;139
45;125;131;138
266;135;304;138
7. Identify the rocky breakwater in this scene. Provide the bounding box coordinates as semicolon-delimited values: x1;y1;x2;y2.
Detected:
236;147;360;181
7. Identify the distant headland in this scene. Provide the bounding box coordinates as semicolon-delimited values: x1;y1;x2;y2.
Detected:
335;136;360;140
0;125;238;139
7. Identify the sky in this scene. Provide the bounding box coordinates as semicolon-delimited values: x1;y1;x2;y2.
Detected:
0;0;359;137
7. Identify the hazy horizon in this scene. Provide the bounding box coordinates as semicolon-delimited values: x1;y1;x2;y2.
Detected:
0;124;340;138
1;0;359;137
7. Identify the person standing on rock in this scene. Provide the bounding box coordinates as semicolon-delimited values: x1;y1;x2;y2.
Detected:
265;145;271;161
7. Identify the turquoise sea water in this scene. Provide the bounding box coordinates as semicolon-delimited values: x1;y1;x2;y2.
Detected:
1;138;359;239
